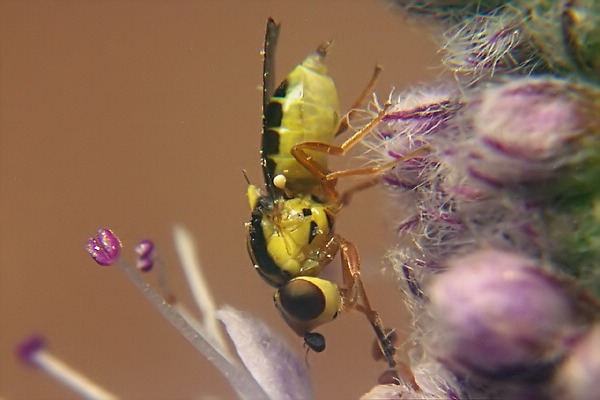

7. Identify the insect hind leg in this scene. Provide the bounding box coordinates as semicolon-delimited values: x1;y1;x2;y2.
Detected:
290;103;389;203
336;235;397;368
336;65;383;137
291;103;430;205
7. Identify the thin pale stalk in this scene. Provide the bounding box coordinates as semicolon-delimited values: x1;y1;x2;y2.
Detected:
116;258;269;400
32;351;117;400
173;225;230;352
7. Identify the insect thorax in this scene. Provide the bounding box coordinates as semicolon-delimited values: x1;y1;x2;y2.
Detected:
247;194;337;288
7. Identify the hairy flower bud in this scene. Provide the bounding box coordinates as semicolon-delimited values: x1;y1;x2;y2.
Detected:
425;249;580;383
369;88;460;189
442;9;538;81
455;77;597;187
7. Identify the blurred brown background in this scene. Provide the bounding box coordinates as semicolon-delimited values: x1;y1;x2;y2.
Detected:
1;1;437;398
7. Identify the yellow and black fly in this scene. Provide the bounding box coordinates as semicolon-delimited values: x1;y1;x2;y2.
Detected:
246;18;405;368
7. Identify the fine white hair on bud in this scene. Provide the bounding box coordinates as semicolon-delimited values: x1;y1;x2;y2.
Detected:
442;9;540;83
364;86;461;190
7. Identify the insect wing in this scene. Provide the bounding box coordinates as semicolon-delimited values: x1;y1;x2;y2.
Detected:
263;18;281;124
261;18;281;195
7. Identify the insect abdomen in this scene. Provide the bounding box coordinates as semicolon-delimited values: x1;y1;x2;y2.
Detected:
263;51;341;194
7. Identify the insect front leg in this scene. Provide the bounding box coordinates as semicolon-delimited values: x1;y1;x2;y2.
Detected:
336;235;396;368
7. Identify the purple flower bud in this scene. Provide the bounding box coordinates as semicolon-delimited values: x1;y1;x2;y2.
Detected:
134;239;154;259
135;258;153;272
16;335;45;366
86;228;121;266
458;78;591;186
134;239;155;272
553;324;600;400
425;249;579;383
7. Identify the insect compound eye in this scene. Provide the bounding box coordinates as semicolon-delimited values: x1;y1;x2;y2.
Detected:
304;332;326;353
277;278;326;321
